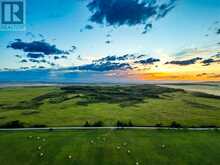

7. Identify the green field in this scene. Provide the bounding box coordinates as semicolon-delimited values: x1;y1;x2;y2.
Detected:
0;85;220;165
0;130;220;165
0;85;220;127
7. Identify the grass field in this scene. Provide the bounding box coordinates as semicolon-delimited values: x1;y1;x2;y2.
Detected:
0;85;220;127
0;129;220;165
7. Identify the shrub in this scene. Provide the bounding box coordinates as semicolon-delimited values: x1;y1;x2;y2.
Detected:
0;120;25;128
93;121;104;127
128;120;133;127
155;123;163;127
84;121;104;127
84;121;91;127
170;121;182;128
30;124;47;128
116;120;134;127
200;125;217;128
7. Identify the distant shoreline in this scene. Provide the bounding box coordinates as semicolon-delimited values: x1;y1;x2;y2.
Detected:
0;81;219;88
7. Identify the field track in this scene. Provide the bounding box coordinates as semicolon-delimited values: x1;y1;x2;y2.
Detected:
0;126;219;131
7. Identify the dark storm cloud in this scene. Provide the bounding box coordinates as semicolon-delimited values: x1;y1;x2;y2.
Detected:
70;62;132;72
165;57;202;66
135;57;160;64
7;39;69;55
27;53;44;58
87;0;177;33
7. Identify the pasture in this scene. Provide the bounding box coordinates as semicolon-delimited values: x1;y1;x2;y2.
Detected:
0;85;220;127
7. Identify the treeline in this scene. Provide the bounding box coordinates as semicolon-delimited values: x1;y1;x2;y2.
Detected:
0;120;218;129
0;120;46;128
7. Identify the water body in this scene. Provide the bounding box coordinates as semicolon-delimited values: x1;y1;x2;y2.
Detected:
160;83;220;96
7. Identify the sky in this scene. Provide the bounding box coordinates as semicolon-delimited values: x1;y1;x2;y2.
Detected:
0;0;220;83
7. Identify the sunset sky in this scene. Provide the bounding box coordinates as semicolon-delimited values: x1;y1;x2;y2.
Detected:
0;0;220;83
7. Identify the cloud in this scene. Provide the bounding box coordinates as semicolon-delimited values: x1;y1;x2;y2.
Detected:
29;59;40;63
87;0;177;33
196;73;208;77
26;32;35;38
94;56;117;63
212;53;220;59
209;74;220;78
40;59;47;63
7;38;74;66
69;62;132;72
48;62;56;66
20;59;28;63
201;58;220;66
54;56;60;60
106;34;111;37
196;73;220;78
165;57;202;66
85;24;94;30
117;54;139;60
7;39;69;55
93;54;147;63
142;23;152;34
69;45;77;53
27;53;44;58
15;54;22;58
217;29;220;35
135;57;160;64
61;55;68;59
105;40;111;44
20;67;29;70
38;66;46;69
